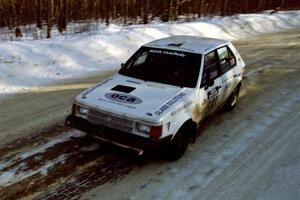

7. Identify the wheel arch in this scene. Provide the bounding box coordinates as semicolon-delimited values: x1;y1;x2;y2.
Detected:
237;81;242;90
170;118;197;140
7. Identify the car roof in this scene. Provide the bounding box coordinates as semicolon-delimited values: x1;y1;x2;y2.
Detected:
143;36;228;54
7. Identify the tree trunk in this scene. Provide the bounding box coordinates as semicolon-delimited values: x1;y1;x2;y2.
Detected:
280;0;286;9
257;0;263;11
132;0;137;23
244;0;250;13
267;0;273;10
1;0;10;28
111;0;116;19
221;0;228;16
124;0;129;24
36;0;42;29
96;0;101;19
188;1;194;20
68;0;73;21
143;0;150;24
47;0;53;38
175;0;180;21
61;0;67;32
105;0;110;26
167;0;173;21
9;0;16;28
198;0;202;18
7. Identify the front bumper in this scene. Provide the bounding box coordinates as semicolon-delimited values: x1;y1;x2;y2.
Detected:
65;114;172;154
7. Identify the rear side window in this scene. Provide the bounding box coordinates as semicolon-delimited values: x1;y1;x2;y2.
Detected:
217;46;236;74
201;51;220;87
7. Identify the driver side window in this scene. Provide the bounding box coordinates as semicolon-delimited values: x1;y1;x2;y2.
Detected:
201;51;220;88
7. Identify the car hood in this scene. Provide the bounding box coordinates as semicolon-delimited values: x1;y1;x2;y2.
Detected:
75;74;193;124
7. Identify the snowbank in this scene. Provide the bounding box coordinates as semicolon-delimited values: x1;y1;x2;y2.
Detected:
0;10;300;97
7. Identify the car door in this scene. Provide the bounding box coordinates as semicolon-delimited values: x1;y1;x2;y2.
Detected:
198;51;223;118
217;46;239;102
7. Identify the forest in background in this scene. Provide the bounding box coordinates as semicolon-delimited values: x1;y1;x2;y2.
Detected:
0;0;299;38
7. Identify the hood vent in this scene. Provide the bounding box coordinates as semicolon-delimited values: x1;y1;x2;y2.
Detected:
111;85;136;94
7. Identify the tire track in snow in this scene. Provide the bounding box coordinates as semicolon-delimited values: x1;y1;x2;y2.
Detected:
0;127;132;200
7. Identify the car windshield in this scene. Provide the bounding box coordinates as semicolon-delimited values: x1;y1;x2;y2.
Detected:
119;47;202;88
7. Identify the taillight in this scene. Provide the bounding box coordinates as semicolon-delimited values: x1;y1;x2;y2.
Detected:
150;126;162;139
71;104;77;114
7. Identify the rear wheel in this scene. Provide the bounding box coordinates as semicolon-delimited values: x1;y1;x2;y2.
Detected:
164;126;190;161
224;85;240;111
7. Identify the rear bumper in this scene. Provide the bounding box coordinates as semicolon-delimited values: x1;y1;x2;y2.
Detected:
65;114;172;153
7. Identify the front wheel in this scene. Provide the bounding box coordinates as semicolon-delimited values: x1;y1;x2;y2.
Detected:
163;126;190;161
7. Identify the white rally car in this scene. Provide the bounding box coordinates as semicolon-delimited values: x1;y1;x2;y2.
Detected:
66;36;245;160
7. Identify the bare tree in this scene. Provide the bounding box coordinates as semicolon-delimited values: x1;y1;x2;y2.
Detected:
8;0;16;29
124;0;129;24
257;0;263;11
174;0;181;20
186;0;193;21
143;0;150;24
47;0;53;38
105;0;110;25
198;0;203;18
280;0;286;9
222;0;228;16
1;0;300;36
267;0;273;10
112;0;117;19
35;0;42;29
130;0;137;22
167;0;174;21
2;0;11;28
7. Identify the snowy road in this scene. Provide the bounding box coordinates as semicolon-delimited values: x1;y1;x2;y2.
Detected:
0;29;300;200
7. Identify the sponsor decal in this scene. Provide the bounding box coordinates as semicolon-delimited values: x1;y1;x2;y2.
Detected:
104;93;142;105
149;49;186;57
98;97;136;109
155;92;186;115
171;101;192;116
208;88;218;109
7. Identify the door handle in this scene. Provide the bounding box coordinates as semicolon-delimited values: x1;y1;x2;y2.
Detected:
216;85;222;91
234;73;240;78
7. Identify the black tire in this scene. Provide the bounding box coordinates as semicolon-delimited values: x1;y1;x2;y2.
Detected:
164;126;190;161
223;85;240;112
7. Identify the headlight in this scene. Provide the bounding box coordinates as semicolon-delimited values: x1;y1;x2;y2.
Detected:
78;106;89;116
136;123;151;134
78;106;89;115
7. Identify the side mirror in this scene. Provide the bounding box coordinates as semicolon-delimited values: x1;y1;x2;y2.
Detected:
208;79;214;87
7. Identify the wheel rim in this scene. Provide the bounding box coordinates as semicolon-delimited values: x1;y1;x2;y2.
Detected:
230;89;239;107
231;93;238;106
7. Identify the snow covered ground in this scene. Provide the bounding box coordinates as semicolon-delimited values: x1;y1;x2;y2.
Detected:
0;10;300;97
0;130;85;187
0;25;300;200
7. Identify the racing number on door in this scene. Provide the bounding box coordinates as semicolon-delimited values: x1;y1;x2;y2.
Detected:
208;88;218;109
